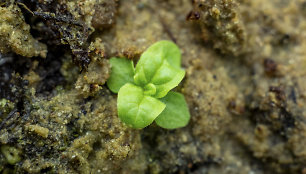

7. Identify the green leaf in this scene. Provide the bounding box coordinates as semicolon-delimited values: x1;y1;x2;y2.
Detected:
155;92;190;129
150;40;181;68
151;61;185;98
134;40;184;98
144;83;156;96
117;83;166;129
107;57;135;93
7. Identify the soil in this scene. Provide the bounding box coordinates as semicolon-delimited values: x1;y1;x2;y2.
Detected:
0;0;305;173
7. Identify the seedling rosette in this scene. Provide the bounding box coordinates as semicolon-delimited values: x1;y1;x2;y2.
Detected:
107;40;190;129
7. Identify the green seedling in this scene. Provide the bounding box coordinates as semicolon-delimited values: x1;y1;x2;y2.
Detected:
107;40;190;129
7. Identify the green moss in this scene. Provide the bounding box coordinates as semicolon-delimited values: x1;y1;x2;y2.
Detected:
1;145;22;165
0;98;7;107
0;98;14;121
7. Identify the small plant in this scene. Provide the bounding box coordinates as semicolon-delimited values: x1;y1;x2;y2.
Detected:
107;40;190;129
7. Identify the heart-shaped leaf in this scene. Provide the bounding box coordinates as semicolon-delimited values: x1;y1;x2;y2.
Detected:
155;92;190;129
117;83;166;129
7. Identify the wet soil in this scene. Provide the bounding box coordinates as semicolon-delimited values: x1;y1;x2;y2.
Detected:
0;0;305;173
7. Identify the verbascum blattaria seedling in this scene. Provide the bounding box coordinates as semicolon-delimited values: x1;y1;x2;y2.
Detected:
107;41;190;129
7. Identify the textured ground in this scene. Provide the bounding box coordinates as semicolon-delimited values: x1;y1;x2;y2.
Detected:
0;0;305;173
